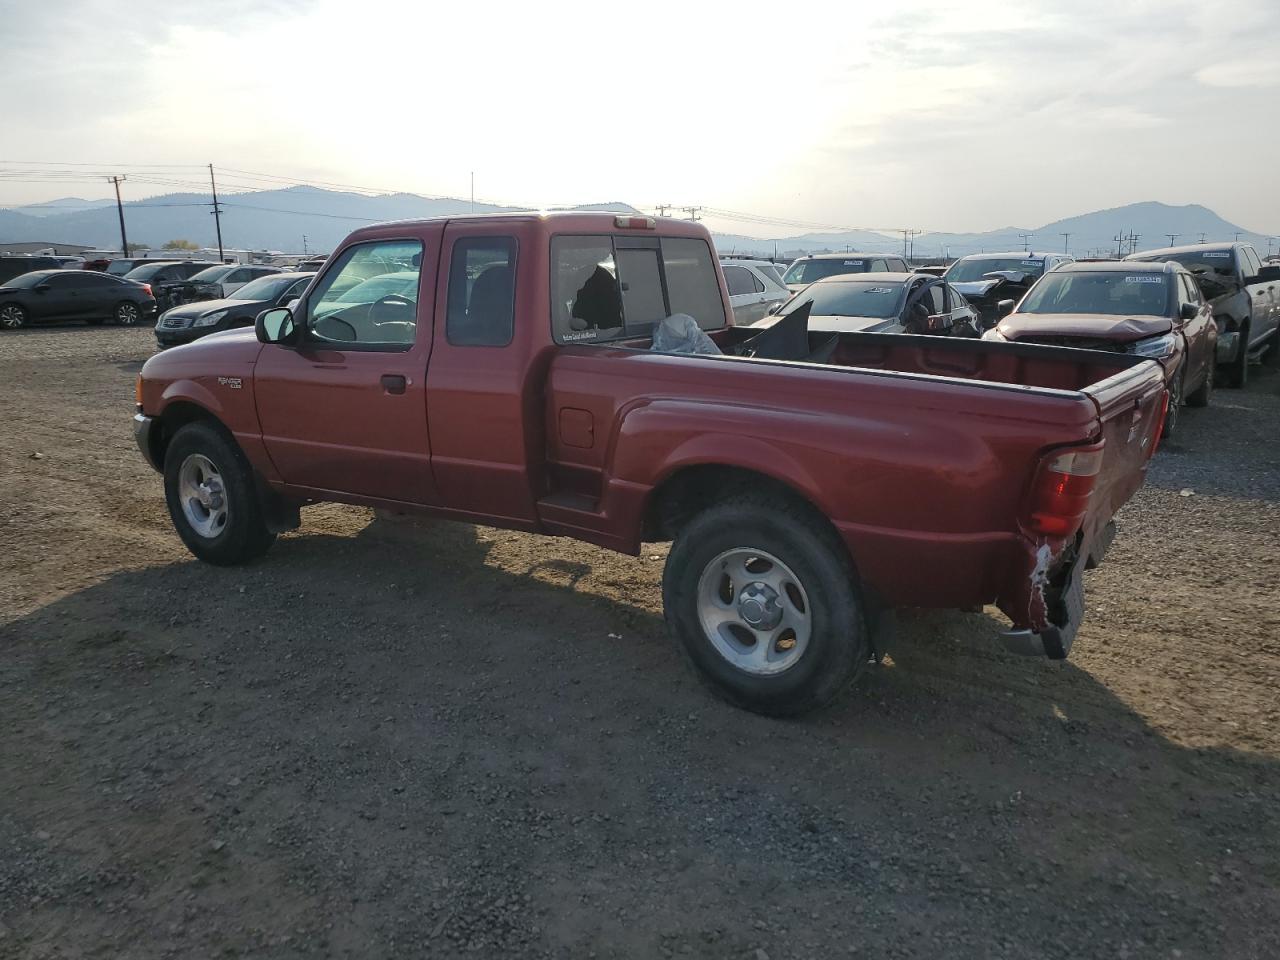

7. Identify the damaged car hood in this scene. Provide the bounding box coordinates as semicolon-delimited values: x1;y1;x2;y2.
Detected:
807;314;900;333
997;313;1172;343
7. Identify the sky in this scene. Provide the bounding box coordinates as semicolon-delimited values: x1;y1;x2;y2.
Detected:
2;0;1278;238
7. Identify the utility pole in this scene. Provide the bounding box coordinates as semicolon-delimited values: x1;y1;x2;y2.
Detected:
1019;233;1033;251
1129;233;1141;256
1234;232;1242;241
681;206;702;221
1113;233;1125;258
1166;234;1177;247
1199;232;1207;243
655;204;672;218
208;164;225;262
302;235;309;255
108;176;128;256
1061;232;1071;253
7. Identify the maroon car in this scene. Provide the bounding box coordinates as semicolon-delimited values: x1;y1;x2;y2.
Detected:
983;260;1216;438
132;213;1167;716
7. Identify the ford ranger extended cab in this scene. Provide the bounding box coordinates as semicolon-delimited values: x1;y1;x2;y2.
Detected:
133;213;1167;716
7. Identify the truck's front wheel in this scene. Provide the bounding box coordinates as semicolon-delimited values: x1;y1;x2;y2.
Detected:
663;497;868;716
163;421;276;565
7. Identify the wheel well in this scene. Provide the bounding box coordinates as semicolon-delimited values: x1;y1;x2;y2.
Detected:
150;402;227;467
643;465;828;543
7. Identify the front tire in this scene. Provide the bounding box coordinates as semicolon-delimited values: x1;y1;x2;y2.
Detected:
163;421;275;565
1162;365;1184;439
115;301;141;326
0;303;28;330
1224;320;1249;388
663;495;868;716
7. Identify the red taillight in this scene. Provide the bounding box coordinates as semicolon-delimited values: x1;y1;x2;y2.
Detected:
1026;444;1105;537
142;283;153;296
615;215;656;230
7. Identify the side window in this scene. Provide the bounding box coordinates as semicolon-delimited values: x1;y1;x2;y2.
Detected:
446;236;517;346
926;284;947;313
305;238;423;348
868;259;888;272
81;273;117;288
747;270;765;293
284;277;310;300
553;236;623;341
227;269;252;283
1180;274;1201;305
723;265;753;297
45;274;80;289
1242;247;1262;278
661;237;724;328
888;258;907;271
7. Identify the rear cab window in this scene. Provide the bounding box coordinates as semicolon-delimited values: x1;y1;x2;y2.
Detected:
551;234;725;344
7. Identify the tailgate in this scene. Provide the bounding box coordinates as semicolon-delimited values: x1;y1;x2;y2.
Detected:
1079;358;1167;554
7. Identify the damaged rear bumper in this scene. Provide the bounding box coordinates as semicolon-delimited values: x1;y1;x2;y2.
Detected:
997;521;1115;660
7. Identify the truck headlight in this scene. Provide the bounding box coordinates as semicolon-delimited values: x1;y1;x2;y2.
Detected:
1129;332;1177;358
192;310;228;328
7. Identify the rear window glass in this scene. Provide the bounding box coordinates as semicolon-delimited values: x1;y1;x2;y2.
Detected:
551;235;725;343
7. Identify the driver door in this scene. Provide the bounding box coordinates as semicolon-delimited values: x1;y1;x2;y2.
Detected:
254;231;442;504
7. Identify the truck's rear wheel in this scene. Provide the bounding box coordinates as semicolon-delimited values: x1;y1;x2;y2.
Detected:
663;496;868;716
163;421;275;565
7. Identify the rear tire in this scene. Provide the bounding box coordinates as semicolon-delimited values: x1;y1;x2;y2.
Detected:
163;421;276;565
0;303;28;330
1224;320;1249;388
114;301;141;326
1186;358;1213;408
662;494;868;716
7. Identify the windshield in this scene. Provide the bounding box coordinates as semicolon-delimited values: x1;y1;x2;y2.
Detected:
106;261;135;275
124;262;178;280
1134;250;1238;279
787;280;906;318
945;257;1044;283
190;265;236;283
3;271;55;288
233;274;305;301
1018;272;1169;317
783;258;870;286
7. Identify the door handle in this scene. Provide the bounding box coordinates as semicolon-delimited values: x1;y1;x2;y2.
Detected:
380;374;406;395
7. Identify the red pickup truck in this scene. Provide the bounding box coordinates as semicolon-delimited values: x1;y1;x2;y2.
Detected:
133;213;1167;715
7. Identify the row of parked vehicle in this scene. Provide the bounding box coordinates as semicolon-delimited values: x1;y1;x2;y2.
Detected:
743;241;1280;440
0;255;305;332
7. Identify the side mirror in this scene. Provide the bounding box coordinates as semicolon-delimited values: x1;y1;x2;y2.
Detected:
767;302;782;315
997;299;1016;318
256;307;296;344
1179;302;1199;321
1254;265;1280;283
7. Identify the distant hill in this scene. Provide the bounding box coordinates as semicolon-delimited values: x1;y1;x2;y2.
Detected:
0;191;1270;259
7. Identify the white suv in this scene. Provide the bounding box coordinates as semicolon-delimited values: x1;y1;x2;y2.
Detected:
720;258;791;325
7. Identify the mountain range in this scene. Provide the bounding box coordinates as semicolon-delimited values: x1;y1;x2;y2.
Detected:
1;188;1274;260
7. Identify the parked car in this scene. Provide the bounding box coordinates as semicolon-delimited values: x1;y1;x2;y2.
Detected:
122;260;222;311
720;258;790;324
781;252;912;294
133;212;1167;716
943;252;1074;326
155;272;316;347
106;258;156;276
1126;242;1280;387
0;256;61;284
80;258;112;272
182;263;284;302
771;272;982;336
0;269;158;329
983;260;1215;438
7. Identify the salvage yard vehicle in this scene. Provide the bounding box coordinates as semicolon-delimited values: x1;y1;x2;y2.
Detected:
782;251;911;294
123;260;222;312
943;251;1073;326
769;272;982;336
181;263;283;302
0;269;158;328
982;261;1215;439
720;258;790;325
1126;242;1280;388
154;272;316;347
133;213;1167;716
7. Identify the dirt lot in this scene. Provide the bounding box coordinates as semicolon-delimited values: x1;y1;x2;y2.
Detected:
1;325;1278;960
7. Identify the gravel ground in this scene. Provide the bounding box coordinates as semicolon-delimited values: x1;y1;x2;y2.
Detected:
1;325;1278;960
